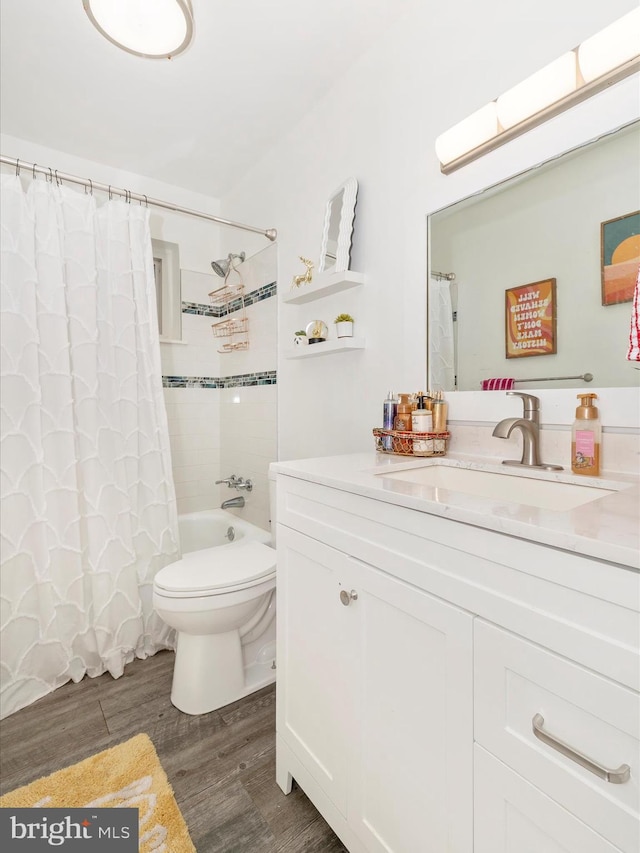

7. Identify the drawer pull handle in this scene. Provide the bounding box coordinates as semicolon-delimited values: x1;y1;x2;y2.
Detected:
532;714;630;784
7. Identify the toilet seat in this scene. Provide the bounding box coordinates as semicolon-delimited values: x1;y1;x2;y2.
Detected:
154;541;276;598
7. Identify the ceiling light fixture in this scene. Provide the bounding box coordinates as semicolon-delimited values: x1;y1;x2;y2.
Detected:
82;0;194;60
435;8;640;174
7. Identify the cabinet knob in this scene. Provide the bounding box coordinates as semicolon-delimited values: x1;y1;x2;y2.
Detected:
340;589;358;606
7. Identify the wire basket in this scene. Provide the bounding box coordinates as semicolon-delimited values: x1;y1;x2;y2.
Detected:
211;316;249;338
208;282;245;305
373;428;450;457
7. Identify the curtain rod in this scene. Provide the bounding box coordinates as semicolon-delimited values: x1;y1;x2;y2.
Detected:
431;269;455;281
0;155;277;242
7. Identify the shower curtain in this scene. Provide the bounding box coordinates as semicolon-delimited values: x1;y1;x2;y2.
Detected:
429;278;456;392
0;175;180;719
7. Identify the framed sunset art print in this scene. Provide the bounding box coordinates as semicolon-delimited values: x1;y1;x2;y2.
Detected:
601;210;640;306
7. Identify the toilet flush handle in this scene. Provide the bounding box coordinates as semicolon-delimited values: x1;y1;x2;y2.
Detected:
339;589;358;606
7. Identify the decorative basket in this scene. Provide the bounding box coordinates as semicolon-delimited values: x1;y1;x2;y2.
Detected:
373;428;450;458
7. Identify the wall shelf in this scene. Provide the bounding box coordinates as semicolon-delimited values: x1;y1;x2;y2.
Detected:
286;338;365;359
283;270;365;305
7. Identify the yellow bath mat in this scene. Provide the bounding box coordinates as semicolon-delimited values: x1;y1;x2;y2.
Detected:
0;733;195;852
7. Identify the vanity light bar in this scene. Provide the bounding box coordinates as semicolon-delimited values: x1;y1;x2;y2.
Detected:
436;9;640;175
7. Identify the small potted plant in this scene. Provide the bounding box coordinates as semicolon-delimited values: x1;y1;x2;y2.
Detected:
294;330;308;346
334;313;354;338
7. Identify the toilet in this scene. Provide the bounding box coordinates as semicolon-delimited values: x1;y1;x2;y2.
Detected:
153;539;276;715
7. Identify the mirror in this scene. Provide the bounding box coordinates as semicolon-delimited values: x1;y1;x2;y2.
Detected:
318;177;358;274
428;121;640;391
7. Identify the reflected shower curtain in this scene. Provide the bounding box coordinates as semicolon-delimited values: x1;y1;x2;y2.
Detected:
0;175;180;718
428;278;456;392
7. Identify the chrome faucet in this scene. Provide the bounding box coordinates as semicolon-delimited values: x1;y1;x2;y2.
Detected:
492;392;563;470
216;475;253;492
222;495;245;510
216;474;238;486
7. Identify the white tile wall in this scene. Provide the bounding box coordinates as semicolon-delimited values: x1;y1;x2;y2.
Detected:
219;384;277;530
449;422;640;475
161;247;277;524
236;243;277;293
164;387;222;515
181;268;219;304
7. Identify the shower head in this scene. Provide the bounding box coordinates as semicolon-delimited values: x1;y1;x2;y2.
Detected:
211;252;246;277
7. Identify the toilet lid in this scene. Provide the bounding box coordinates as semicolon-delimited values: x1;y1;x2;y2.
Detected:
154;541;276;595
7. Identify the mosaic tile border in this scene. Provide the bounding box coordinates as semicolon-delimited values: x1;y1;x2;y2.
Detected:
181;281;276;318
163;370;277;389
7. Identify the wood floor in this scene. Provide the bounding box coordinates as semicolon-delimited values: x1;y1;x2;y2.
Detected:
0;650;348;853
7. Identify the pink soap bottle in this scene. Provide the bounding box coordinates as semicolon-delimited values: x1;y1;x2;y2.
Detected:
571;393;601;476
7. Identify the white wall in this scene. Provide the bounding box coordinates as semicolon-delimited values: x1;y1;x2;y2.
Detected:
219;0;640;463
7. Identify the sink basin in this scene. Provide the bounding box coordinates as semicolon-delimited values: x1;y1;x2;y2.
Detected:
377;465;617;511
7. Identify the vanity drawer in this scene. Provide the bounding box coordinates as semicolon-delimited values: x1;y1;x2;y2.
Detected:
474;619;640;853
475;746;621;853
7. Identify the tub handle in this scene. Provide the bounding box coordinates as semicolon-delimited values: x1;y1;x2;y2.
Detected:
216;475;238;486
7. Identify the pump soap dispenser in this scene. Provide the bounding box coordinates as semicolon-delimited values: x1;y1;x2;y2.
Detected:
571;393;601;476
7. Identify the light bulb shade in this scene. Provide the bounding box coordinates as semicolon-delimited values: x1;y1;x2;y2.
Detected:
435;102;499;166
578;9;640;83
496;52;577;130
83;0;194;59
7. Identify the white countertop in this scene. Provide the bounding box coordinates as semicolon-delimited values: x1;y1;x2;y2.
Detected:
270;452;640;569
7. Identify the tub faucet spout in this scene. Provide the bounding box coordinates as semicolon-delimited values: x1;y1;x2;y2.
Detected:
222;495;245;510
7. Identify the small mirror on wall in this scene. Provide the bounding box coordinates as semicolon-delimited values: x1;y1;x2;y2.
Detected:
318;177;358;274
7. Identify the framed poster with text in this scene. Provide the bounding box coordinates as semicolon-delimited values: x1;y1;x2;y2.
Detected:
505;278;556;359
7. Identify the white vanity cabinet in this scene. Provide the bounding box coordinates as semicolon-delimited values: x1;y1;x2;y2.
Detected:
276;524;474;853
273;471;640;853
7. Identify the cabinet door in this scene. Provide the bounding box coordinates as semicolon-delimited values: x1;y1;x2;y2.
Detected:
346;557;474;853
475;746;621;853
276;525;355;814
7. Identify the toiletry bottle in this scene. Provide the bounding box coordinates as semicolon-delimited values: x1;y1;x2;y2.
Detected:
412;405;433;453
382;391;398;450
571;393;601;476
394;397;413;431
411;406;432;433
432;391;448;433
416;391;429;410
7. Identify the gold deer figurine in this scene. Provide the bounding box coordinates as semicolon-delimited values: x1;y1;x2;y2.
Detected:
292;256;314;289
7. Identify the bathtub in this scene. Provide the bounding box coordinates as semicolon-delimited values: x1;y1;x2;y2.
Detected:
175;509;276;696
179;508;271;553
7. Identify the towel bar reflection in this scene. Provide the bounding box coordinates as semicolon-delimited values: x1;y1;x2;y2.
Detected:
514;373;593;383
